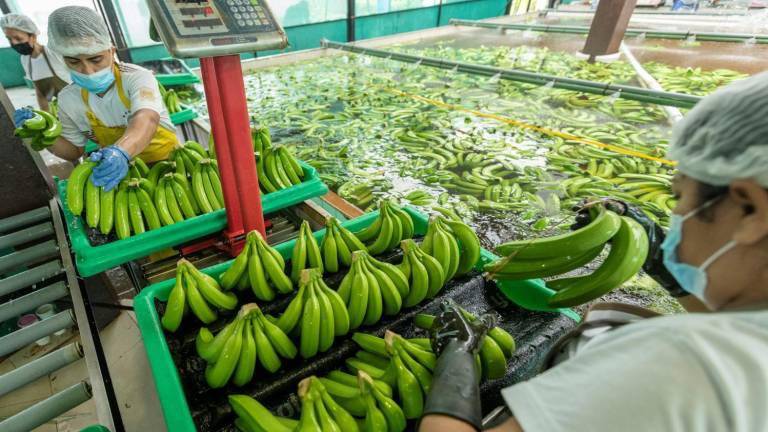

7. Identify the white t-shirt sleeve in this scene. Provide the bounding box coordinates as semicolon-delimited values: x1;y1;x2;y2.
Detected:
123;69;165;117
58;101;88;148
20;55;31;81
502;324;729;432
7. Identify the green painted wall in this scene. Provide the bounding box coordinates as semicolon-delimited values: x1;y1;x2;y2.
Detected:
0;48;28;88
1;0;507;87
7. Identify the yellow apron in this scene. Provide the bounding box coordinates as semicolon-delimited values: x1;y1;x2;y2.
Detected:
81;65;177;163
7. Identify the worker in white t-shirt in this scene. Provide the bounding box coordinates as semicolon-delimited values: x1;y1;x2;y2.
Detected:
419;72;768;432
19;6;178;191
1;13;71;113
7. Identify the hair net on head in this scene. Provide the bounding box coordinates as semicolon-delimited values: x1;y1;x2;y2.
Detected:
668;71;768;189
0;14;39;35
47;6;112;57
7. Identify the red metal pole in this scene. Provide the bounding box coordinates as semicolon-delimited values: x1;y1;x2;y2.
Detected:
199;57;245;240
213;55;267;239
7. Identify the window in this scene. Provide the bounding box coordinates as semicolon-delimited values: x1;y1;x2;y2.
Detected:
356;0;440;16
270;1;347;27
110;0;155;47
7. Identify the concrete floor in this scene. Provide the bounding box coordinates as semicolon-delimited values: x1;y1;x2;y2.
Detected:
3;86;168;431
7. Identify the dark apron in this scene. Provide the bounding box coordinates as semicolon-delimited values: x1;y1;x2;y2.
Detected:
29;48;68;102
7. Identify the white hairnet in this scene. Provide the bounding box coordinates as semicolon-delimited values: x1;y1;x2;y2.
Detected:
668;71;768;188
47;6;112;57
0;14;39;35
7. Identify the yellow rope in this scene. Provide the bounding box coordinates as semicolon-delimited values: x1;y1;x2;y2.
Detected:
380;86;677;167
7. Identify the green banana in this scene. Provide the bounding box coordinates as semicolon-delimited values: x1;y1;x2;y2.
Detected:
300;272;321;358
160;274;186;332
314;282;336;352
85;177;100;228
494;207;621;259
204;320;243;388
229;395;292;432
232;320;257;386
548;216;649;307
253;312;282;373
67;160;97;216
183;267;218;324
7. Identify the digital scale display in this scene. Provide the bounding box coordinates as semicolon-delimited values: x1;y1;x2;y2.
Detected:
146;0;287;58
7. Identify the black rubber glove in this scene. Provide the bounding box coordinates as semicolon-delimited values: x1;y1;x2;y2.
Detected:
423;299;495;430
572;199;686;298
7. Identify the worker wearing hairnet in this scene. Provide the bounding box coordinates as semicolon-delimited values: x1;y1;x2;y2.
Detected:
1;13;71;114
419;72;768;432
32;6;177;191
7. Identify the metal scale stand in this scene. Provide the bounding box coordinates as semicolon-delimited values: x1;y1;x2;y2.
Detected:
146;0;288;255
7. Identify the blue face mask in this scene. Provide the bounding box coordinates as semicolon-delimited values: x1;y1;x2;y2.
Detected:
70;65;115;94
661;198;737;308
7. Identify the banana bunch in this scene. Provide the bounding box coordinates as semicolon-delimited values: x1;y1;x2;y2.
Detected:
486;206;649;307
357;371;407;432
275;269;350;359
337;180;375;210
354;201;414;256
116;178;163;237
321;217;368;273
558;171;674;228
412;311;515;380
258;146;305;193
15;108;61;151
397;239;444;307
164;89;182;114
609;173;677;214
338;251;409;329
644;62;748;96
486;206;621;280
219;230;293;300
546;214;649;308
191;158;224;213
160;259;238;331
229;394;299;432
196;303;297;388
290;376;361;432
402;190;433;207
251;125;271;155
153;173;199;227
316;369;394;419
422;216;481;278
170;141;208;179
291;220;324;282
346;331;437;420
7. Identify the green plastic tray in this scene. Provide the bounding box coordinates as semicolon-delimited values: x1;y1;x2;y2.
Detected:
157;73;200;87
133;207;577;432
170;106;198;125
140;57;200;87
57;161;328;277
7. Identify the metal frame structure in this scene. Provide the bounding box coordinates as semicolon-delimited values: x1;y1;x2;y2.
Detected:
0;200;122;431
320;39;702;108
449;18;768;43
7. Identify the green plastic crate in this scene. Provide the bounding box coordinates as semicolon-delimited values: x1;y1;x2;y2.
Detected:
139;58;200;87
57;161;328;277
157;73;200;87
133;207;577;432
170;106;198;125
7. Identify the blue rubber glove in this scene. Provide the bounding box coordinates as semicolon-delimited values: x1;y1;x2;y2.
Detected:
90;145;131;192
13;108;34;127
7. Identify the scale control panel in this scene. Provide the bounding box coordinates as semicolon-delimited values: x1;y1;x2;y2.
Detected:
146;0;287;58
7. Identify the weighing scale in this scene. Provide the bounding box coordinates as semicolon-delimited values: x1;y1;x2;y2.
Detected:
145;0;288;254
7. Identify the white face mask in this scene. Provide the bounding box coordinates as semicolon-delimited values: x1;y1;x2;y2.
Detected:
661;198;737;309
